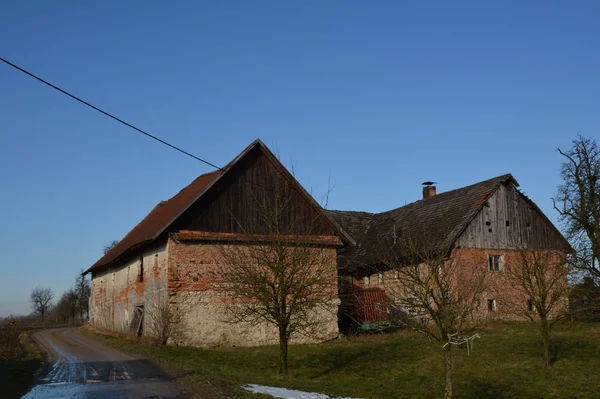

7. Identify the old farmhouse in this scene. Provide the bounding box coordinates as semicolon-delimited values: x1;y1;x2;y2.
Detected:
329;174;572;329
85;140;352;347
86;139;571;345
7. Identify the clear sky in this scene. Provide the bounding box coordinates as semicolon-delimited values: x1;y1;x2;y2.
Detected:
1;1;598;317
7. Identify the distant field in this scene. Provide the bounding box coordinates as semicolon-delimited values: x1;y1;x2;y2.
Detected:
88;321;600;399
0;325;43;399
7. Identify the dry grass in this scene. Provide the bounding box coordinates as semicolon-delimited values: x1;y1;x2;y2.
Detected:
88;321;600;399
0;325;26;359
0;325;44;399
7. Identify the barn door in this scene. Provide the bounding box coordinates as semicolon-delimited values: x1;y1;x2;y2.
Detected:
129;304;144;337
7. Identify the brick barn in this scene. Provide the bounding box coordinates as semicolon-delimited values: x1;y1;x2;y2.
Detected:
84;140;353;347
329;174;572;330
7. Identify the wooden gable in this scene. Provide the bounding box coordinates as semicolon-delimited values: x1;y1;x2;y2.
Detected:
169;143;341;238
455;181;571;251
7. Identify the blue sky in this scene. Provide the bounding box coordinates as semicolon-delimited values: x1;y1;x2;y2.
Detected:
1;1;598;317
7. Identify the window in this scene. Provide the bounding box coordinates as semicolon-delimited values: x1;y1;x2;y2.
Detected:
394;270;400;279
378;273;384;283
527;299;534;311
363;276;370;285
488;299;496;312
488;255;503;272
138;256;144;282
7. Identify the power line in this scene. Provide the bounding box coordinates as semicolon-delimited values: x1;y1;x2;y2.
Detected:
0;57;223;171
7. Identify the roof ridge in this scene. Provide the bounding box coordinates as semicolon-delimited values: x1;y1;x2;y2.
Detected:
378;173;515;216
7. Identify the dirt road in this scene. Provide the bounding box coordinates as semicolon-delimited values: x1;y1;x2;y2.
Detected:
22;327;180;399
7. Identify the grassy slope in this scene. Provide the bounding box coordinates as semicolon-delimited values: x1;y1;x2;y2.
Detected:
0;331;43;399
87;322;600;399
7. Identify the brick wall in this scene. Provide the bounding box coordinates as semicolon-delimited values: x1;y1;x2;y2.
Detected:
452;248;568;318
355;248;568;320
167;237;340;347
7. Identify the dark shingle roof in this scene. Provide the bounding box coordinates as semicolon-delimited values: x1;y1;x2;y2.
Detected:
329;174;518;274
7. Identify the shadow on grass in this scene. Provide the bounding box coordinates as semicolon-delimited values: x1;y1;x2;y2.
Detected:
550;334;597;367
307;347;380;379
458;374;513;399
0;358;42;399
304;337;422;380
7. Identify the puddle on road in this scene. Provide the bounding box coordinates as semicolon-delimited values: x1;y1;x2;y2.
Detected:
22;379;178;399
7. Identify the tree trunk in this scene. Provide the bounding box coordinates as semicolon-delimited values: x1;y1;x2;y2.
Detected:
541;319;551;369
278;333;289;376
443;345;453;399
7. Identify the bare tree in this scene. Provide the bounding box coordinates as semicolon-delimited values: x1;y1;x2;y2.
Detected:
553;136;600;280
215;184;339;376
145;293;176;345
382;241;489;399
75;269;91;322
103;239;120;255
569;276;600;319
500;250;569;369
30;287;54;323
54;289;78;323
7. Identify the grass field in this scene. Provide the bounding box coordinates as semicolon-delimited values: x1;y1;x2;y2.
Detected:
88;321;600;399
0;326;43;399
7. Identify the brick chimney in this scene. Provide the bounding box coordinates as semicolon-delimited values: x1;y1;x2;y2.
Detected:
422;182;437;199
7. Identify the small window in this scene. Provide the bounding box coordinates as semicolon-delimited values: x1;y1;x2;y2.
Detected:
488;255;503;272
488;299;496;312
363;276;370;285
505;220;510;227
378;273;384;283
394;270;400;279
138;256;144;282
527;299;534;311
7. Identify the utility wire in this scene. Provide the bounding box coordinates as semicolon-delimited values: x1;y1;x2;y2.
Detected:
1;57;340;239
0;57;223;171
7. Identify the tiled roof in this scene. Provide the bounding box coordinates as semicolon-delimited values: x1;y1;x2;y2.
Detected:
86;170;222;273
86;139;354;274
329;174;517;273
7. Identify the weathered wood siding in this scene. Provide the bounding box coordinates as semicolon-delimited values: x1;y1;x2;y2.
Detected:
455;183;569;250
170;145;335;236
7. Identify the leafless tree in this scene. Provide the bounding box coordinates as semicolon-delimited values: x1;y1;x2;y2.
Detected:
103;239;120;255
553;136;600;280
569;276;600;319
500;250;569;369
382;240;490;399
53;289;78;323
215;185;339;376
30;287;54;323
75;269;91;322
145;293;176;345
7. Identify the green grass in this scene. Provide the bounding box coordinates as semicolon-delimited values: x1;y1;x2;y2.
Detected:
86;322;600;399
0;327;43;399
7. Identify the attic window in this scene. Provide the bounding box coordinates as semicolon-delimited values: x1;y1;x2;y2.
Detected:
488;255;503;272
363;276;370;285
138;256;144;282
485;221;491;226
378;273;384;283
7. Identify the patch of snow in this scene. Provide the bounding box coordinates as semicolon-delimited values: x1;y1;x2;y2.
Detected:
243;384;362;399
